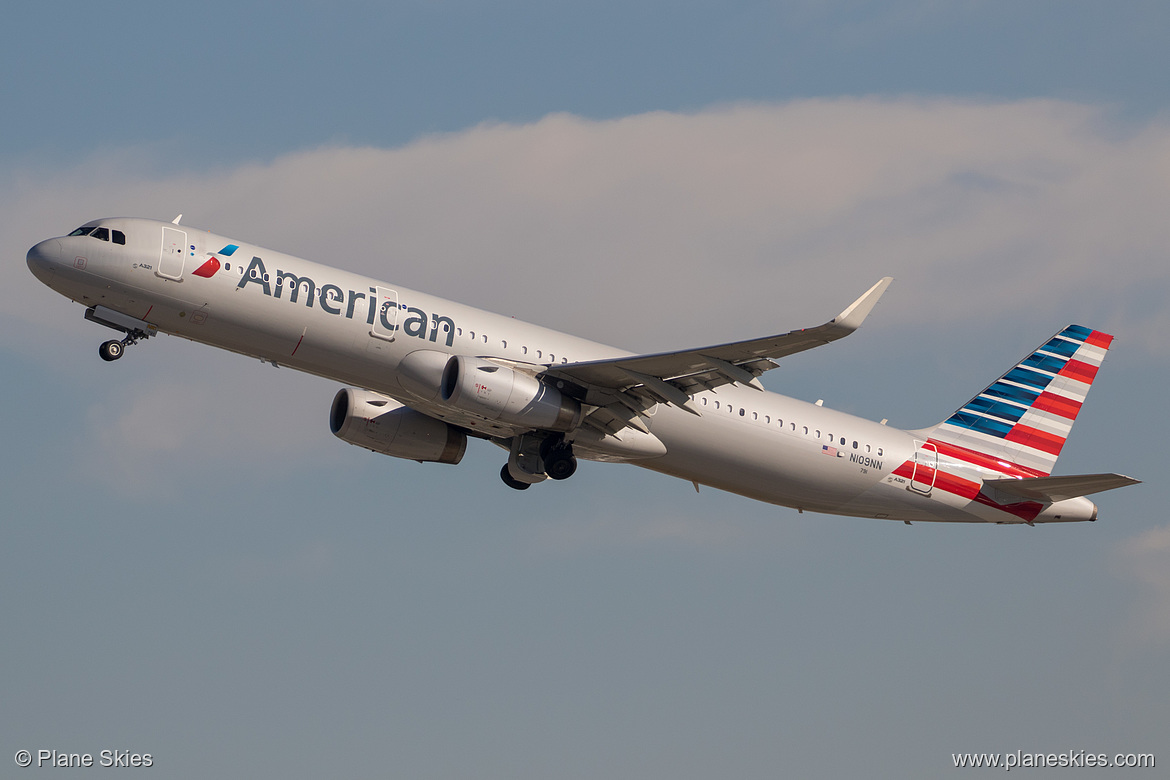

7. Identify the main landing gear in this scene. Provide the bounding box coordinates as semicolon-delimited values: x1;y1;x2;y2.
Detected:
541;435;578;481
500;464;532;490
500;433;578;490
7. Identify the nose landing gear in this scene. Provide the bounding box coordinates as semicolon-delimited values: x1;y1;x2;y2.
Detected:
97;328;149;362
98;340;124;361
85;305;157;363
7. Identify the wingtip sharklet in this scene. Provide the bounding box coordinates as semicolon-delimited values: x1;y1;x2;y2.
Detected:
831;276;893;332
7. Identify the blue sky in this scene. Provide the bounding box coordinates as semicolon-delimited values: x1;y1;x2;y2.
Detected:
3;2;1169;778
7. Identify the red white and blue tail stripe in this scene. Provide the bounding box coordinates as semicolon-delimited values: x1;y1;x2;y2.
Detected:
926;325;1113;477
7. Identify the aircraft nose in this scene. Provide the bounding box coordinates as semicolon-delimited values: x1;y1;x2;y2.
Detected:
26;238;63;284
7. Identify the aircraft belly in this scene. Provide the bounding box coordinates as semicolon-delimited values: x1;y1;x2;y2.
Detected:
835;483;982;522
644;404;881;511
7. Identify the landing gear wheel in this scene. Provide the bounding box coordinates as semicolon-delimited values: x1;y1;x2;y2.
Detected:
539;435;562;461
544;448;578;481
500;464;531;490
99;340;124;362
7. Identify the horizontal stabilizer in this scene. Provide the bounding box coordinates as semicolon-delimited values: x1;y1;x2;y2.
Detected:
982;473;1140;503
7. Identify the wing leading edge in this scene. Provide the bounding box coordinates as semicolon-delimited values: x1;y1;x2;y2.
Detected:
545;277;892;432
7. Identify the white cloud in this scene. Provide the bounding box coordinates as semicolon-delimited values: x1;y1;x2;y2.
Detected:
7;98;1170;353
6;98;1169;482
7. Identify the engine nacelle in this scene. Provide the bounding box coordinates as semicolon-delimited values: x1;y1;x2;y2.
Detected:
440;356;582;432
397;349;449;402
330;387;466;464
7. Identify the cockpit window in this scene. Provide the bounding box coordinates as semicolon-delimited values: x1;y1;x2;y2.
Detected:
68;225;125;243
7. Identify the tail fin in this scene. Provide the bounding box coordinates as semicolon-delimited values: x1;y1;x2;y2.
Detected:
923;325;1113;477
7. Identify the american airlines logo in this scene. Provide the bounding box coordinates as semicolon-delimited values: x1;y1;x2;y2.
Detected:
191;244;239;278
233;254;458;347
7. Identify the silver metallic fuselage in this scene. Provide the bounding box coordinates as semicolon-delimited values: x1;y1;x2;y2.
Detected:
27;217;1098;524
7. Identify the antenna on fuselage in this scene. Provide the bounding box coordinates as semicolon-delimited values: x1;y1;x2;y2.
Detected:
172;214;183;225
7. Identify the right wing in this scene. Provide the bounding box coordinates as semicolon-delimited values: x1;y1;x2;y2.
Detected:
543;277;893;434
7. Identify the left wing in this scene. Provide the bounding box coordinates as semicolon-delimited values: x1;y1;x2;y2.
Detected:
544;277;892;433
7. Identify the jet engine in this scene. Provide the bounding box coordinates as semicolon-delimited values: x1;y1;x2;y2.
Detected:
440;356;582;432
330;387;466;464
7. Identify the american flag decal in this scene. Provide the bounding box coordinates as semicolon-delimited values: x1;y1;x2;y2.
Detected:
822;445;838;457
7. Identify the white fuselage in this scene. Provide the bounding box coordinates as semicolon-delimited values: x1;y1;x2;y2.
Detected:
26;217;1098;524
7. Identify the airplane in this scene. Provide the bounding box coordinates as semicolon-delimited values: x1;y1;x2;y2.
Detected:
26;216;1139;524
